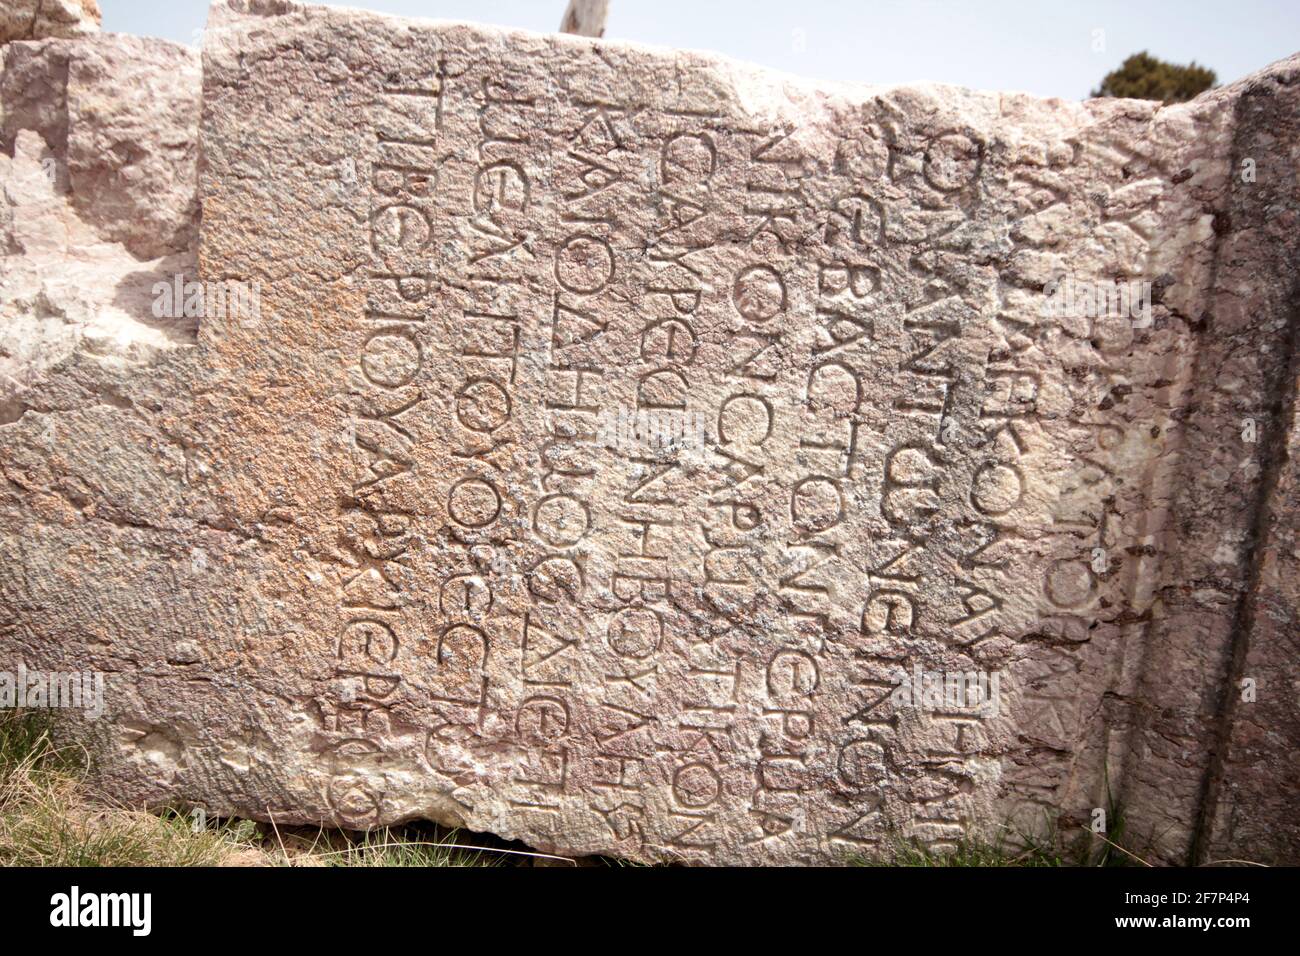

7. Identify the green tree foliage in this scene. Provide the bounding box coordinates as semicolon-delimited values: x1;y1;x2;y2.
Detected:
1093;51;1217;103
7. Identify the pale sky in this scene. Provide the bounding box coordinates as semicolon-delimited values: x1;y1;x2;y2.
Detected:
100;0;1300;100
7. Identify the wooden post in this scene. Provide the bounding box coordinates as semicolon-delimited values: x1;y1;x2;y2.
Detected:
559;0;609;38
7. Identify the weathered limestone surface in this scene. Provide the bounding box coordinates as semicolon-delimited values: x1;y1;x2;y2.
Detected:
0;32;200;413
1194;72;1300;865
0;0;101;44
0;1;1297;864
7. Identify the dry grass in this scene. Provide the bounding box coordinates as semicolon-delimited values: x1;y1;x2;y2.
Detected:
0;710;259;865
7;710;1162;868
0;710;544;867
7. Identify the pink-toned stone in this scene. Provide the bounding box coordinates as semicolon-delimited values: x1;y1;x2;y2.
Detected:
0;33;199;417
0;0;101;44
0;0;1297;865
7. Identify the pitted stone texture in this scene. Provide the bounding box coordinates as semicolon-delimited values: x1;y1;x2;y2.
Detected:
0;0;100;44
1194;66;1300;866
1;0;1298;865
0;33;199;414
0;128;194;417
1;34;201;259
